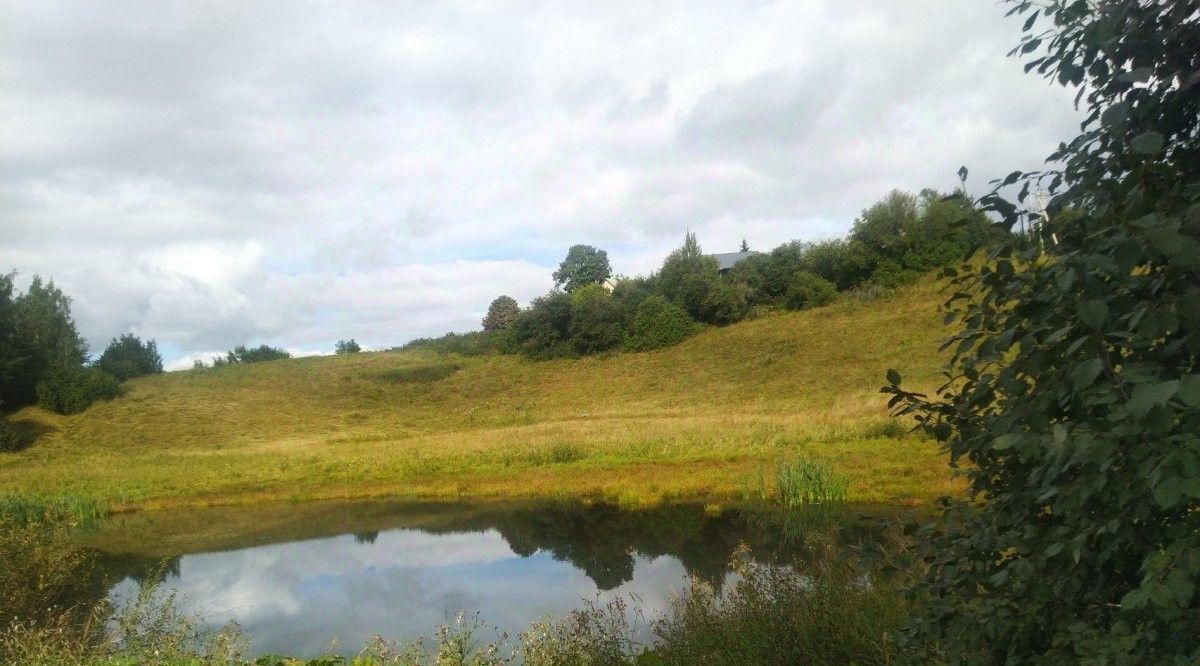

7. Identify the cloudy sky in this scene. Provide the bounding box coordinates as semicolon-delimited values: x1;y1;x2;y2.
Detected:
0;1;1081;369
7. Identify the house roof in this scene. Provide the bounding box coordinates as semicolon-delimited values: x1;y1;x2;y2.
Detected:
709;251;757;271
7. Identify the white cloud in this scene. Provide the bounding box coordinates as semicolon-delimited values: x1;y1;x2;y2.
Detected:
0;1;1083;366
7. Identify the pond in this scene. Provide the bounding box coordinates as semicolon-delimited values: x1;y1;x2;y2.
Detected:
83;499;887;657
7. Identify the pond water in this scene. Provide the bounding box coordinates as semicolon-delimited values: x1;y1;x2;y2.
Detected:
85;500;880;657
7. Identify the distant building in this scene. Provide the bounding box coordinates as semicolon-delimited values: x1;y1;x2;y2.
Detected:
708;251;757;273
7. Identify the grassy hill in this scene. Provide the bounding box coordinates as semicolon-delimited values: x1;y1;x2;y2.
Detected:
0;280;961;510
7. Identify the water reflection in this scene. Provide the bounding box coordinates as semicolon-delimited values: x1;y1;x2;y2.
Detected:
88;500;877;657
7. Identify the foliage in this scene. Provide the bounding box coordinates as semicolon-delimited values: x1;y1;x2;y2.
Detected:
624;296;696;352
35;364;122;415
569;285;625;355
652;545;904;665
553;245;612;293
94;333;163;381
514;291;575;359
482;295;520;331
336;339;363;355
885;1;1200;662
0;272;26;410
656;233;723;322
401;331;503;357
783;271;837;311
609;276;656;326
216;344;292;365
0;274;88;408
772;457;848;506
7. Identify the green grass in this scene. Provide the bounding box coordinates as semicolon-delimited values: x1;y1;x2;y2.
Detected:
0;280;960;510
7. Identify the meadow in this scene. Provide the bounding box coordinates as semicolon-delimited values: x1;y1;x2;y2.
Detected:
0;279;959;511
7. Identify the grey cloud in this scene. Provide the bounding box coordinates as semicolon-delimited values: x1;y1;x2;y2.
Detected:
0;1;1084;366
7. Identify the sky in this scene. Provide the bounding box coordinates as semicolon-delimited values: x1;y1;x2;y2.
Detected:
0;1;1082;370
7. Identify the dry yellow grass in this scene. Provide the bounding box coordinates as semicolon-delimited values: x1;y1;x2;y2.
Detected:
0;279;962;509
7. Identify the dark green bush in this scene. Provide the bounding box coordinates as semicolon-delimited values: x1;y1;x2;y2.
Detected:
94;334;163;381
783;271;837;310
401;330;499;356
514;291;575;359
482;295;520;331
216;344;291;365
625;295;696;352
35;365;121;415
886;2;1200;662
569;285;624;355
335;339;362;354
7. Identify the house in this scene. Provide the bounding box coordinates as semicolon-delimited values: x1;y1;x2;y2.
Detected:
708;251;757;273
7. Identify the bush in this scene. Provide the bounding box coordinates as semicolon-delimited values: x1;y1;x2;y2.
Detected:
885;3;1200;662
625;295;695;352
783;271;837;310
218;344;291;365
94;333;162;381
569;285;624;355
35;365;121;415
482;295;520;331
514;291;575;359
335;338;362;354
401;331;500;357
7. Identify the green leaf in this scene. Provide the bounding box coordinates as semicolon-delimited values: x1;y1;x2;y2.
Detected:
1070;358;1104;389
1078;300;1109;329
1178;375;1200;407
1130;131;1165;155
1127;380;1180;418
1100;102;1128;130
993;433;1021;451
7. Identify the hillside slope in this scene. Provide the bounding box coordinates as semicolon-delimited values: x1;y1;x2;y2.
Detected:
0;280;960;509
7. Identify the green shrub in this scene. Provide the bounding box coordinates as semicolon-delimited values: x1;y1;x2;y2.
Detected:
885;3;1200;662
482;295;520;331
514;291;575;360
94;333;163;381
783;271;837;310
221;344;291;364
569;285;624;355
625;295;696;352
335;338;362;354
35;365;121;415
402;330;500;357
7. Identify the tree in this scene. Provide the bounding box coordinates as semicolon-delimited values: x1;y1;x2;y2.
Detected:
0;272;26;411
740;238;750;252
552;245;612;292
886;2;1200;662
657;233;723;319
2;275;88;408
335;339;362;354
95;334;163;381
482;295;520;331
